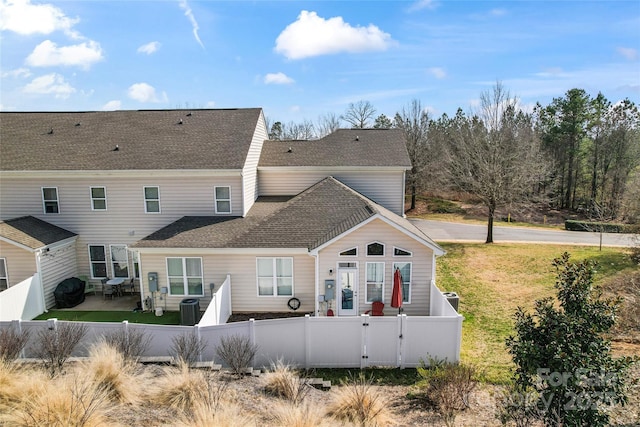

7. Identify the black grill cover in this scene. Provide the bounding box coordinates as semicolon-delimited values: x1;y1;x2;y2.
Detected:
54;277;86;308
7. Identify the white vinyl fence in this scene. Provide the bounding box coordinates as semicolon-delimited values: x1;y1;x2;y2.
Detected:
1;312;462;368
0;273;45;321
198;274;232;326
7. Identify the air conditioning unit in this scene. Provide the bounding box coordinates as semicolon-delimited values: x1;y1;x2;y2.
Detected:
180;298;201;325
443;292;459;312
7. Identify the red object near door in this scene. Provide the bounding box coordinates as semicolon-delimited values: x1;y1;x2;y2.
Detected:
391;268;403;312
327;308;334;316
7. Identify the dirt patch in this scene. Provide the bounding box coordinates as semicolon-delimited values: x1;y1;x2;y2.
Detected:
227;311;310;322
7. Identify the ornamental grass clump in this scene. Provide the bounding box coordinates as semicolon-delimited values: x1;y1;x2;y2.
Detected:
263;359;310;405
327;373;396;427
270;400;332;427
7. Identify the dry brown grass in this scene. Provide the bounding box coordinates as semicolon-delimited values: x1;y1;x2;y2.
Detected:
327;374;396;427
176;400;255;427
149;362;210;412
263;359;310;405
269;400;337;427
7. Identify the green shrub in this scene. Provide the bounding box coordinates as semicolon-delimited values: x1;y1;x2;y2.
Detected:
564;219;630;233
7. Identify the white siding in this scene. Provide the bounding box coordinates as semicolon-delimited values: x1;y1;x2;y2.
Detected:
318;218;434;316
242;111;268;216
0;242;36;287
258;169;405;215
139;252;315;313
0;175;242;280
40;242;78;309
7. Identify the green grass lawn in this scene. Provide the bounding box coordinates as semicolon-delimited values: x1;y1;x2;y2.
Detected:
34;310;181;325
436;243;637;384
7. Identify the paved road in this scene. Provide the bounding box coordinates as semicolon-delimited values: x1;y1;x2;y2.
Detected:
409;219;637;247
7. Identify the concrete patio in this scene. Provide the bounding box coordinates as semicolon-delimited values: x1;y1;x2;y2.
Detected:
59;293;142;311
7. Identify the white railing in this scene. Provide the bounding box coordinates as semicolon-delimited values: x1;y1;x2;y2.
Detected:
1;312;462;368
430;280;459;316
0;273;45;321
198;274;232;326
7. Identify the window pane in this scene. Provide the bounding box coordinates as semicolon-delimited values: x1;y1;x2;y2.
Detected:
43;188;57;200
340;248;357;256
169;278;185;295
216;201;231;213
257;259;273;276
185;258;201;276
367;283;383;302
0;279;7;291
44;201;59;213
146;201;160;213
394;247;411;256
90;246;105;261
215;187;230;199
277;278;293;296
187;278;203;295
0;260;7;277
92;263;107;278
167;258;183;276
145;187;158;199
93;200;106;210
111;246;128;278
402;283;410;303
367;263;384;282
276;258;292;277
367;242;384;256
91;187;105;198
258;278;273;295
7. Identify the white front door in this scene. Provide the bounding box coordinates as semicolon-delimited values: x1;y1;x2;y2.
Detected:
337;267;357;316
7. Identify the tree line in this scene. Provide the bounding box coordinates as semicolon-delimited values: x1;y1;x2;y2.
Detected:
267;84;640;242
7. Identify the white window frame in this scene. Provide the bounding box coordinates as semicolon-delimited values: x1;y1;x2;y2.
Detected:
0;258;8;291
90;186;107;211
256;257;294;297
365;262;385;303
42;187;59;214
393;247;413;257
132;251;140;279
393;262;412;304
339;247;358;257
366;241;385;257
143;186;161;214
88;245;108;279
109;244;129;278
214;186;232;214
166;257;204;296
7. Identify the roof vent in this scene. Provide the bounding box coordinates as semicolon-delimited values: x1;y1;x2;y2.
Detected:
287;147;292;153
112;145;119;152
365;205;374;214
186;112;192;116
75;122;81;127
47;128;54;134
355;135;359;141
177;118;183;125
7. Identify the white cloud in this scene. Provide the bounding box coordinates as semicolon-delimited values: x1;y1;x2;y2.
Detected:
274;11;393;60
102;100;121;110
26;40;104;70
178;0;204;48
490;8;507;17
206;101;216;108
22;73;75;99
264;72;295;85
127;82;167;103
428;67;447;79
0;0;80;37
408;0;438;12
137;41;161;55
1;67;31;78
617;47;638;61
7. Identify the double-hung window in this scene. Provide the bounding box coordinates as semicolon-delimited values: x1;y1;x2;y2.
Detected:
0;259;8;291
88;245;107;278
257;257;293;296
393;262;412;304
144;186;160;213
214;186;231;214
167;257;203;296
365;262;384;303
42;187;59;213
110;245;129;278
90;187;107;211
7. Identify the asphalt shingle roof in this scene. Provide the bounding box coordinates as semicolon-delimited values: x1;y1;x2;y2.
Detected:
0;216;77;250
132;177;442;253
0;109;262;171
258;129;412;168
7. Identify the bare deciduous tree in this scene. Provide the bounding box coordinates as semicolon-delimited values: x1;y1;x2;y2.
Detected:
341;100;376;128
316;112;342;137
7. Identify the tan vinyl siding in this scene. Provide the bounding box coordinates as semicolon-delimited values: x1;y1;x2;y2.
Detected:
318;218;433;316
0;175;242;278
40;242;78;308
0;242;36;287
139;252;315;313
242;111;268;216
258;169;405;215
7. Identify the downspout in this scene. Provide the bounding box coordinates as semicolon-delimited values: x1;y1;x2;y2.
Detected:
134;250;146;310
401;170;407;218
311;251;319;317
35;249;48;313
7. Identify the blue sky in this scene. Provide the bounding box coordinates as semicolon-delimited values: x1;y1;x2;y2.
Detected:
1;0;639;124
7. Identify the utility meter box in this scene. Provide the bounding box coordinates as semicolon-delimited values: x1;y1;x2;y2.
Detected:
148;272;158;292
324;279;335;300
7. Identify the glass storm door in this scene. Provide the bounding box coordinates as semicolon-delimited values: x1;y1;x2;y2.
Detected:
337;268;357;316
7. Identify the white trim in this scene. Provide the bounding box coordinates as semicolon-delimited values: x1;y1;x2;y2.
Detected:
88;244;108;279
133;247;309;255
0;258;8;291
336;263;358;316
90;186;107;211
143;186;161;214
256;257;294;297
338;247;358;257
109;244;130;279
214;186;232;214
366;241;385;257
166;256;204;297
393;261;412;304
258;166;410;172
393;246;413;257
41;186;59;214
1;169;242;179
365;261;385;304
0;236;37;252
